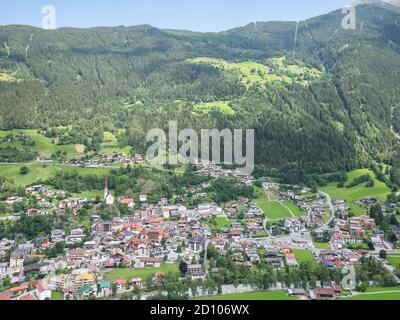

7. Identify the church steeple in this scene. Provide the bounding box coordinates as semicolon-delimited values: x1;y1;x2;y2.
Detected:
104;177;109;198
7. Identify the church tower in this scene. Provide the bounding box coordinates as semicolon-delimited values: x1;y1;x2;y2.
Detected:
104;177;114;205
104;177;109;199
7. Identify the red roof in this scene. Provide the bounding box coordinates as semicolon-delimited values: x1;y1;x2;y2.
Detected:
122;198;134;205
0;294;11;301
114;278;127;286
19;293;36;300
9;284;29;293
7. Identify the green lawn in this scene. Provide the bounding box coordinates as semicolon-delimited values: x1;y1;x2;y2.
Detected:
212;217;233;229
387;256;400;269
283;200;307;217
51;291;64;300
340;291;400;300
0;163;111;186
291;249;318;267
253;186;292;220
194;291;297;301
103;263;179;281
320;169;390;216
365;286;400;292
258;201;293;220
313;242;331;250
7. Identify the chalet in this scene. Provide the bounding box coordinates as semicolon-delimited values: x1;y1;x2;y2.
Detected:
314;287;336;299
138;257;162;268
6;196;24;205
114;277;127;291
121;197;135;208
288;288;307;296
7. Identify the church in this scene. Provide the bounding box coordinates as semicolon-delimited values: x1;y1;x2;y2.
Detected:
104;178;114;205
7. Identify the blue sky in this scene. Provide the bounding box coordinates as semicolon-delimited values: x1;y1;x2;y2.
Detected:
0;0;352;31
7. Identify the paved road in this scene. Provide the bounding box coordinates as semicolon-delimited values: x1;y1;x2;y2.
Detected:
315;191;336;232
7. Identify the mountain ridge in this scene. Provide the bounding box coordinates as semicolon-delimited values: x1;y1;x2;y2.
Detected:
1;3;400;182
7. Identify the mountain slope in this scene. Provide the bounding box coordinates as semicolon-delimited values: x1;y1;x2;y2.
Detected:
1;3;400;182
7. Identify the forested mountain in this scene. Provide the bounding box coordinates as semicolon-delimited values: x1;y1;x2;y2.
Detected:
1;3;400;182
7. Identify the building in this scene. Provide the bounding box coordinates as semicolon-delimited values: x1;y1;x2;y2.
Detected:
189;236;206;253
104;178;114;205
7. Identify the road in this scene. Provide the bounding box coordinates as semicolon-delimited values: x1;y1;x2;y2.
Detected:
315;191;336;233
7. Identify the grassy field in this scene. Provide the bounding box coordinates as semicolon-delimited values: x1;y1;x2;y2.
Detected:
193;101;235;115
313;242;331;250
260;201;293;220
291;249;318;267
190;57;322;89
0;163;111;186
51;291;64;300
0;129;84;158
340;291;400;300
253;187;292;220
193;291;297;301
100;131;131;155
103;263;179;281
320;169;390;216
212;217;234;229
387;256;400;269
283;200;307;217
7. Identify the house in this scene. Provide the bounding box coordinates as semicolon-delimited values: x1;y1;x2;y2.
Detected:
189;236;206;253
138;257;162;268
131;278;143;288
187;264;203;275
77;284;96;297
0;262;10;277
10;250;25;271
122;197;135;208
8;284;29;296
114;277;127;291
314;287;336;299
74;273;95;289
30;280;52;300
288;288;307;296
139;195;147;203
284;252;298;267
98;281;111;296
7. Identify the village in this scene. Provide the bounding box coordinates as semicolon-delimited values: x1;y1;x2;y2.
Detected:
0;163;400;301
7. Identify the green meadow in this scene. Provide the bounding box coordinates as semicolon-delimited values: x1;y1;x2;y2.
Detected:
338;287;400;300
103;263;179;281
212;217;234;229
0;163;111;186
190;56;323;89
100;131;131;155
0;129;84;158
193;291;297;301
283;200;307;217
193;101;235;116
320;169;390;216
253;186;292;220
313;242;331;250
387;256;400;269
291;249;318;267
